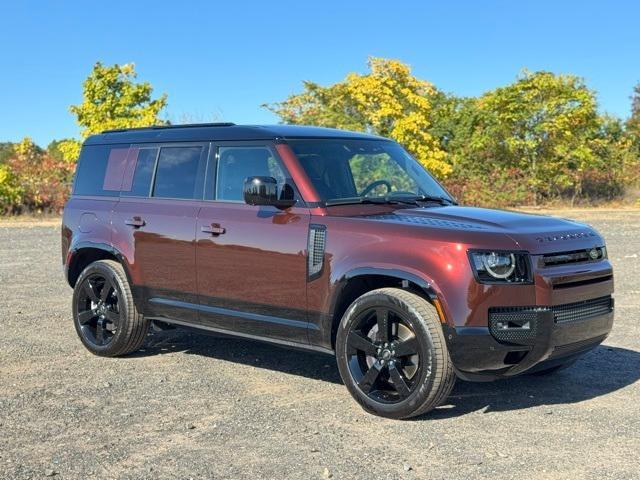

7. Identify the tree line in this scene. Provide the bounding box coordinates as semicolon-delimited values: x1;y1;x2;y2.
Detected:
1;59;638;213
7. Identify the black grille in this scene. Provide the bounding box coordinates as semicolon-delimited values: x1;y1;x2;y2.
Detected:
549;334;607;359
542;247;606;267
552;296;613;324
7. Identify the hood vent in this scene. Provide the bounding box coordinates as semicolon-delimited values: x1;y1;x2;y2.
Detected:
364;214;485;230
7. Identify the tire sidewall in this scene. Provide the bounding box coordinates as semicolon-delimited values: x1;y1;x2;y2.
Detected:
336;290;441;419
72;261;131;356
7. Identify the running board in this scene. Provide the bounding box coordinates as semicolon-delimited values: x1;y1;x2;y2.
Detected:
145;316;335;356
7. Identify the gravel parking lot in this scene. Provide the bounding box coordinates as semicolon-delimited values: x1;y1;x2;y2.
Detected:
1;210;639;480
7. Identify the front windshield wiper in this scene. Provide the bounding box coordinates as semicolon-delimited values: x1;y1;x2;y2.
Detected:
325;194;457;207
395;194;458;206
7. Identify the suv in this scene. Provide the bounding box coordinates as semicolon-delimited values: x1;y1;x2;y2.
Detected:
62;123;614;419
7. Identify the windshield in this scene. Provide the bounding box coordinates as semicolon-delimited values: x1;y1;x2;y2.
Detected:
287;139;454;205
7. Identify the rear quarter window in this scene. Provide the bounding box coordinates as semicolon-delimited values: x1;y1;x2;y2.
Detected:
73;144;130;196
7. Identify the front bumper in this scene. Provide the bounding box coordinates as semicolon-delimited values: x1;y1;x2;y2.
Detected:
445;295;614;381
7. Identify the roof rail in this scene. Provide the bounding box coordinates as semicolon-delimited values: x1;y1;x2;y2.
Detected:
101;122;236;134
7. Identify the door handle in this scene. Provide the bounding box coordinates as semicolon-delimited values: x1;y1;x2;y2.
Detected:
124;217;146;228
201;223;226;235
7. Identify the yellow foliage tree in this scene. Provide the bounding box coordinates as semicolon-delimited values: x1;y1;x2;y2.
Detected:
60;62;167;161
266;57;450;177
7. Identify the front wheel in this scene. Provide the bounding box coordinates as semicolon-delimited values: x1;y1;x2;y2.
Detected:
336;288;456;419
72;259;149;356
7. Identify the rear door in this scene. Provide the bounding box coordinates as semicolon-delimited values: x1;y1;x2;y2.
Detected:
195;142;311;343
111;143;208;323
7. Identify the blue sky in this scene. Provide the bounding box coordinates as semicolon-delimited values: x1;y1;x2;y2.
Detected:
1;0;638;146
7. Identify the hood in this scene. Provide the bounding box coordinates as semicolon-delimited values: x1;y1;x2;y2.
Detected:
362;206;604;254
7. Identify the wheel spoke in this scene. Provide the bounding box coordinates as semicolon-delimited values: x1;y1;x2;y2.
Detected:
95;319;105;345
77;309;96;325
100;278;113;301
394;336;418;357
376;308;390;343
389;364;412;398
84;280;100;303
104;310;120;323
358;361;383;394
348;331;378;355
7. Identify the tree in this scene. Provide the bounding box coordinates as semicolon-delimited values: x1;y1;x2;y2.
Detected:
6;137;75;212
60;62;168;161
449;70;602;205
0;142;17;164
0;164;22;213
627;83;640;156
266;57;450;177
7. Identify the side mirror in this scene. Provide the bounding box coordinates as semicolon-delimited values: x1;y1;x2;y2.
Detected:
243;176;296;209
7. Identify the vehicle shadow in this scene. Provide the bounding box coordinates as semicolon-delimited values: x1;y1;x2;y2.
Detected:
133;328;640;418
428;344;640;420
132;327;343;384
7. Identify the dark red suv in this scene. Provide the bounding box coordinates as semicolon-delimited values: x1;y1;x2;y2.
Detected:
62;123;614;418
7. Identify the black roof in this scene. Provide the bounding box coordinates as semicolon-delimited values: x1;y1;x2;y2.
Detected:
83;123;387;145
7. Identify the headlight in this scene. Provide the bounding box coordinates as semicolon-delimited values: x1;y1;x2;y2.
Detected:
469;250;532;284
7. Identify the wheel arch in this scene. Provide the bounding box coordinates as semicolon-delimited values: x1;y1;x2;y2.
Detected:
327;267;443;349
66;242;143;313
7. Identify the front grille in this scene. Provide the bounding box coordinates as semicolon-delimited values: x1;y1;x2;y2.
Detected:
542;246;606;267
552;296;613;324
548;334;607;359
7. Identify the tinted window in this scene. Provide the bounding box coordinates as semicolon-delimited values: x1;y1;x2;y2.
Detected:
74;144;130;196
216;146;285;201
152;146;204;199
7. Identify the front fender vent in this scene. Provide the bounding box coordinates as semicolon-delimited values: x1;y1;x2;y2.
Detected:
308;224;327;280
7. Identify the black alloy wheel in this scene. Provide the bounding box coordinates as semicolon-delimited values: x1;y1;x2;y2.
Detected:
346;306;422;403
336;288;456;419
76;273;121;347
72;260;149;356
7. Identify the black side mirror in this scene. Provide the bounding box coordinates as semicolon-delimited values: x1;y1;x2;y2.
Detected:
243;176;296;209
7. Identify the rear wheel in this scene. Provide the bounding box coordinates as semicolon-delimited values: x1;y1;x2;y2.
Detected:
72;260;149;356
336;288;455;419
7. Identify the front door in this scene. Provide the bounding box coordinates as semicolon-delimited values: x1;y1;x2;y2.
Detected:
195;143;310;343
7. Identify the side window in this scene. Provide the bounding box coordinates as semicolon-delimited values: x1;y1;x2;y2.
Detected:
73;144;130;196
152;146;204;199
216;146;286;201
120;148;158;197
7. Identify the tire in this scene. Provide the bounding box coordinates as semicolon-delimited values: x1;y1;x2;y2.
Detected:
72;259;149;357
336;288;456;419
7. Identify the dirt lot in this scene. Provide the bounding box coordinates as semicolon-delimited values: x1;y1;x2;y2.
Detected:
1;210;639;480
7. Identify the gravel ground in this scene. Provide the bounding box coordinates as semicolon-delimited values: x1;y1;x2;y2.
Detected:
1;210;639;480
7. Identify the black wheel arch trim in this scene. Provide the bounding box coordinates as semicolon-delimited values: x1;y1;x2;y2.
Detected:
321;267;440;349
66;241;144;313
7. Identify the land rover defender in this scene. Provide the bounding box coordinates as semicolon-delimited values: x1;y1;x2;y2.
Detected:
62;123;614;418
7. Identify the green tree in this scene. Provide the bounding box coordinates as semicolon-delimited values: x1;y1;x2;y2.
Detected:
266;57;450;177
60;62;168;161
627;83;640;157
449;70;602;205
0;142;17;164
